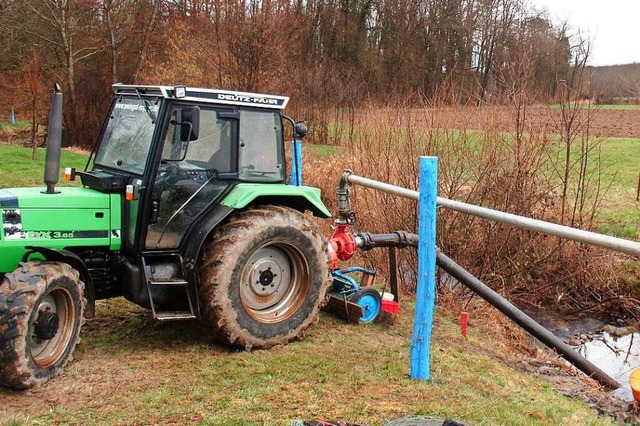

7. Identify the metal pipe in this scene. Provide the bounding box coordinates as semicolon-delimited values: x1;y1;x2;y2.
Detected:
346;174;420;201
345;174;640;257
435;250;620;389
336;169;354;224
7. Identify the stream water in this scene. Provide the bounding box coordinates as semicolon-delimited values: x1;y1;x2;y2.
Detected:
578;331;640;400
529;309;640;401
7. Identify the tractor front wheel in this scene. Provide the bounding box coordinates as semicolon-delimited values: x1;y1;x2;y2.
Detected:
199;206;331;349
0;261;85;389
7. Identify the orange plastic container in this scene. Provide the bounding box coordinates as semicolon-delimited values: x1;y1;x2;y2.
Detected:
629;368;640;402
382;299;399;315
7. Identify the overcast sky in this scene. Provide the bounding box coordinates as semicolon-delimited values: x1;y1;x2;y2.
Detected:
527;0;640;66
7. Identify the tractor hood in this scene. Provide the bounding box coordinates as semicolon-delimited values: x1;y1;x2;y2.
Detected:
0;186;122;274
0;187;110;209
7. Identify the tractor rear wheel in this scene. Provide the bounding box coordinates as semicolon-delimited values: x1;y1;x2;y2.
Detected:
0;261;85;389
199;206;331;349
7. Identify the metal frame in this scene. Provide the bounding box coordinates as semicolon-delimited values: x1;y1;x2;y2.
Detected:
339;168;635;387
112;84;289;110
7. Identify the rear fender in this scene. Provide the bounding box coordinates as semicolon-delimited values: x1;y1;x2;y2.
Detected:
220;184;331;218
22;246;96;318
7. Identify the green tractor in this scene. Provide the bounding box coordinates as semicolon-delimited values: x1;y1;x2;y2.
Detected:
0;84;332;389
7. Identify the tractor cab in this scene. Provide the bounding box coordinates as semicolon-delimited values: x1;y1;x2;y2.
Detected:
83;85;291;252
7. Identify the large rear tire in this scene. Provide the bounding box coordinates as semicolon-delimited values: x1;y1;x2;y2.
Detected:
199;206;331;349
0;261;85;389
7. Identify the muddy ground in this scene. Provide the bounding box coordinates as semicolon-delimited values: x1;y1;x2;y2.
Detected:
515;315;640;425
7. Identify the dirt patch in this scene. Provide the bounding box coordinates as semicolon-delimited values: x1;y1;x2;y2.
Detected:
436;297;640;424
460;322;640;423
516;354;639;424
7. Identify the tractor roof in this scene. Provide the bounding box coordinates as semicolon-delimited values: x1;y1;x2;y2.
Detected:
112;84;289;110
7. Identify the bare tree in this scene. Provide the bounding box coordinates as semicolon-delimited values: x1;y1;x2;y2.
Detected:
133;0;161;84
20;48;45;159
5;0;100;143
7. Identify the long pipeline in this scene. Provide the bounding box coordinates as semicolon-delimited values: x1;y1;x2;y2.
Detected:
354;232;620;389
341;172;640;257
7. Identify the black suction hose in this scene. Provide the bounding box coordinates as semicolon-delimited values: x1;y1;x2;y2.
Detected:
355;231;620;389
436;250;619;389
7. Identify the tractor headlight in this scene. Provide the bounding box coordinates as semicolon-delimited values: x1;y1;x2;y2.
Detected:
174;85;186;98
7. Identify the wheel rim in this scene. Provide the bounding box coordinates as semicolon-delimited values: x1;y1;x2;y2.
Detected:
240;242;310;323
356;293;380;323
30;287;75;368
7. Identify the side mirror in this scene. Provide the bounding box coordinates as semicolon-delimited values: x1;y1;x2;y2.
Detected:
180;106;200;141
294;121;307;140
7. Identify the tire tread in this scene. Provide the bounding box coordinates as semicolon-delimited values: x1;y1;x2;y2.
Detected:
199;206;331;349
0;261;85;389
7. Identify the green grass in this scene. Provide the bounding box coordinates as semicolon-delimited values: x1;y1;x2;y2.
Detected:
544;104;640;110
0;120;31;130
306;143;341;159
591;137;640;237
550;136;640;238
0;298;614;425
0;144;88;188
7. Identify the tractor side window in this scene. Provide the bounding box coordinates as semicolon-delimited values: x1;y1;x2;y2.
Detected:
161;109;233;172
238;110;284;182
187;110;233;172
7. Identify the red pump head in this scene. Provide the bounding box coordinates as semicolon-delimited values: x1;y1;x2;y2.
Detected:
328;223;357;269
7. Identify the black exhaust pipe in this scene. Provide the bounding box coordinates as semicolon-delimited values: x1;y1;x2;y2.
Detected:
43;83;63;194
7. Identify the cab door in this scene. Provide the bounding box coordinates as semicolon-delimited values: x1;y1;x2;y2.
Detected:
144;105;238;250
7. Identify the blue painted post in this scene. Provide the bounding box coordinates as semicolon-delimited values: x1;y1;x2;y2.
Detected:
290;140;303;186
10;108;16;125
410;156;438;380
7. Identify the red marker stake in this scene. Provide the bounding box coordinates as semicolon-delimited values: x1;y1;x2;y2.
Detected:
461;312;468;338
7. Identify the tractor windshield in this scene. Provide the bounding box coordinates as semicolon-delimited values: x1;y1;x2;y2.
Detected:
94;97;160;174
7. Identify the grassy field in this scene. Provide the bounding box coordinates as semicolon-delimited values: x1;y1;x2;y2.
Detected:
548;136;640;238
0;145;87;188
586;137;640;237
0;298;614;426
545;104;640;110
0;142;621;425
0;120;31;130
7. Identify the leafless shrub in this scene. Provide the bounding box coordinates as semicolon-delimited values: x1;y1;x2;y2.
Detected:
304;90;633;319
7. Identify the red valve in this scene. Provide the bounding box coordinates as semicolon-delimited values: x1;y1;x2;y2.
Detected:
328;223;357;269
